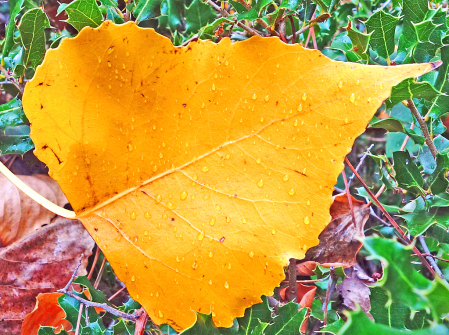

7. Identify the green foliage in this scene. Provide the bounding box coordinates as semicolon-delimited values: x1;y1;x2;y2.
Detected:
3;0;449;334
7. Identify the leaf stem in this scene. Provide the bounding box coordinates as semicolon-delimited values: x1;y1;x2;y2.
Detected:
342;169;356;227
345;157;438;278
0;64;23;94
0;160;77;218
232;0;280;37
288;259;297;301
418;235;446;280
406;99;438;158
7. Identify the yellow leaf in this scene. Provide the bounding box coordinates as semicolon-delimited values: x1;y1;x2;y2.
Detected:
22;21;434;330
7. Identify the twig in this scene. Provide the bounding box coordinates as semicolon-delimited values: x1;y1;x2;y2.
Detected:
345;157;438;278
232;0;280;37
180;34;199;47
342;169;356;227
94;257;107;289
134;308;149;335
348;144;374;187
62;254;84;292
75;304;84;335
288;259;297;301
108;286;127;301
297;274;330;283
412;253;449;263
323;267;336;325
407;99;438;158
267;296;280;311
289;15;296;44
310;26;317;49
87;248;100;280
205;0;262;36
418;235;446;280
0;64;23;94
58;291;139;322
369;207;390;226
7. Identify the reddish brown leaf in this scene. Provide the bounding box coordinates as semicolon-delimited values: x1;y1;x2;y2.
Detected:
303;193;370;268
0;219;94;333
0;174;67;246
337;271;373;320
21;293;73;335
296;261;316;276
279;283;316;308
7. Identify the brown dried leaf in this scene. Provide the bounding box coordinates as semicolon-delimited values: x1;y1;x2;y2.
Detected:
303;193;370;268
21;293;73;335
337;272;373;320
0;174;68;246
0;219;94;333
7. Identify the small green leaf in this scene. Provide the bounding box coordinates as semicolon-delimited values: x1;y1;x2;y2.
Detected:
320;318;345;334
184;0;217;34
385;78;439;110
370;117;425;145
180;313;230;335
346;18;371;56
18;8;50;69
365;10;399;60
112;319;135;335
106;7;124;24
413;19;437;42
158;0;185;31
58;294;101;330
427;36;449;119
133;0;162;23
3;0;25;60
0;126;33;155
397;0;428;58
427;153;449;194
340;309;449;335
264;302;306;335
73;276;109;304
62;0;103;31
239;296;272;333
0;97;28;130
38;326;71;335
393;151;424;195
400;205;449;236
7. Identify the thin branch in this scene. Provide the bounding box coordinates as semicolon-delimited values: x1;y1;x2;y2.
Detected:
108;286;127;301
348;144;374;187
412;253;449;263
232;0;280;37
418;235;446;280
62;254;84;292
342;169;356;227
297;274;330;283
94;257;107;289
58;291;139;322
87;247;100;280
0;64;23;94
288;259;297;301
75;304;83;335
323;267;336;326
288;15;296;44
180;34;199;47
205;0;262;36
369;207;390;226
407;99;438;158
345;157;438;278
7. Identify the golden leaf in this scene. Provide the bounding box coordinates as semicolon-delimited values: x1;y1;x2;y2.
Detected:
22;21;434;329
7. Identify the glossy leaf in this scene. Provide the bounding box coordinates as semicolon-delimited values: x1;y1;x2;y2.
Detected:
365;10;399;60
184;0;217;34
385;78;439;110
60;0;103;31
18;8;50;69
22;21;435;330
264;303;306;335
427;153;449;194
392;151;424;195
133;0;161;23
370;118;425;145
0;97;28;130
3;0;25;60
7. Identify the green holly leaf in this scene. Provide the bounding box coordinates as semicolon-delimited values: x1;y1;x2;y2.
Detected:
364;236;449;315
73;276;109;304
340;309;449;335
427;153;449;194
393;151;425;195
298;0;316;22
0;125;33;155
133;0;162;23
158;0;185;31
58;294;102;330
418;145;437;174
264;303;306;335
180;313;236;335
59;0;103;31
346;18;371;56
427;36;449;119
397;0;428;59
413;19;437;42
38;327;71;335
185;0;217;34
400;206;449;236
330;33;367;63
311;0;340;12
320;318;345;334
239;296;272;333
79;321;108;335
198;17;233;39
370;118;425;145
385;78;439;110
365;10;399;60
0;97;28;130
112;319;135;335
106;7;124;24
18;8;50;69
369;287;412;330
3;0;25;60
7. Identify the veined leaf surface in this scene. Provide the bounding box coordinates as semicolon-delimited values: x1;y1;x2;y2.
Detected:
22;21;435;330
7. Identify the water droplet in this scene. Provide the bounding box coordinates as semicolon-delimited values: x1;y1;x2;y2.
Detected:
256;158;261;164
228;263;232;269
283;174;289;182
212;83;216;91
297;104;302;112
130;212;137;220
209;279;213;285
210;218;216;226
294;119;298;126
167;202;176;210
257;180;264;188
252;93;257;100
356;79;360;85
180;191;188;200
338;81;343;89
265;95;269;102
198;231;205;241
249;251;254;258
367;97;372;103
349;93;355;103
215;205;221;211
307;200;310;206
202;166;210;172
176;256;180;262
158;311;164;318
260;116;264;122
131;275;135;281
302;93;307;101
304;216;310;225
380;83;384;89
224;282;229;289
209;251;213;258
241;218;247;224
288;189;295;196
155;194;162;203
192;261;198;269
271;228;276;235
226;217;231;223
162;214;168;219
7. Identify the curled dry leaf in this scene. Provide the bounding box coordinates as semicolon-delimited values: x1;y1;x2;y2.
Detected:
22;21;434;329
337;271;373;320
304;193;370;268
0;219;93;334
0;174;67;246
21;293;73;335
